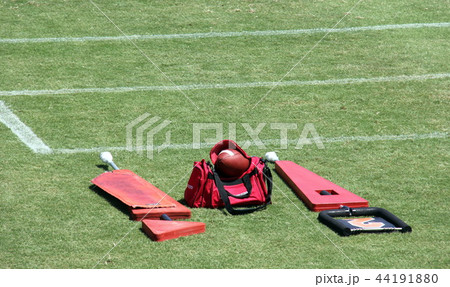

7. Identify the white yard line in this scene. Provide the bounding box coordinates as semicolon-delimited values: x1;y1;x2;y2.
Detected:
1;73;448;96
251;0;365;110
87;0;199;110
53;132;448;154
1;22;449;44
0;101;52;154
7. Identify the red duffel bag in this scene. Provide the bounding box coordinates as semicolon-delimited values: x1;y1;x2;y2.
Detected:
184;140;272;215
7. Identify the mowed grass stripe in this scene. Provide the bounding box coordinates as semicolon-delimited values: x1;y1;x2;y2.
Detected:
1;22;448;44
52;132;448;154
1;73;448;96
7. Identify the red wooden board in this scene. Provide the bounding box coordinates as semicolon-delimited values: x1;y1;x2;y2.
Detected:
91;169;191;220
275;160;369;211
91;169;176;208
130;206;191;221
142;220;206;242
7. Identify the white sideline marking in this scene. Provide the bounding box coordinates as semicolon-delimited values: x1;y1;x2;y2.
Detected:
53;132;448;154
1;73;448;96
1;22;449;44
0;101;52;154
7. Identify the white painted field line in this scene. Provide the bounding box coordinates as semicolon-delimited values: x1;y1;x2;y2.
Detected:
0;101;52;154
1;22;449;44
88;0;199;110
252;0;365;110
53;132;448;154
1;73;448;97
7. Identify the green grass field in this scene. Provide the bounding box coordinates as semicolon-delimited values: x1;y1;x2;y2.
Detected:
0;0;448;269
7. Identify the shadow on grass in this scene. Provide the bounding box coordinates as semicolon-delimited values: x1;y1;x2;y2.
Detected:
96;164;110;171
89;184;130;218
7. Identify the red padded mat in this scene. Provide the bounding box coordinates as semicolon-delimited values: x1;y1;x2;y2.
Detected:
91;169;176;209
142;219;206;241
130;206;191;221
92;169;191;220
275;160;369;211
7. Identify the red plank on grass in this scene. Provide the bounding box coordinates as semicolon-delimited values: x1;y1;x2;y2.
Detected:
142;220;206;242
130;206;191;221
91;169;191;220
91;169;175;208
275;160;369;211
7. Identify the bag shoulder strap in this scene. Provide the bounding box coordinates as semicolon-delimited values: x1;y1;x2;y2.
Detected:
212;158;273;215
262;160;273;202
